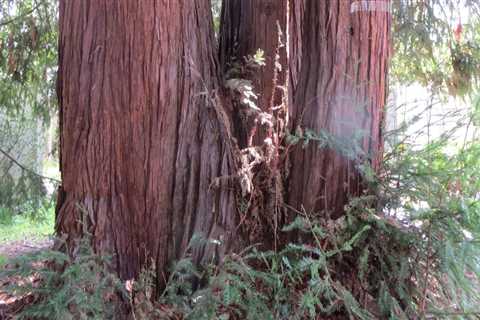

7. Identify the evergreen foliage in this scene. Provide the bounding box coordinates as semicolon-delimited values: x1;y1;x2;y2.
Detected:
0;0;58;218
1;239;126;320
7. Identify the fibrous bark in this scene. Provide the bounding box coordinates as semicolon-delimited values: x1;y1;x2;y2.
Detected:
288;0;305;100
219;0;287;147
219;0;390;220
56;0;238;281
287;0;391;218
218;0;289;246
56;0;391;284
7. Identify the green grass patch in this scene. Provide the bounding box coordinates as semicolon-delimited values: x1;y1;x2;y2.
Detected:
0;205;54;245
0;254;7;267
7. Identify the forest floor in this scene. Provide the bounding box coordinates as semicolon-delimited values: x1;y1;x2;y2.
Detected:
0;210;54;319
0;206;54;264
0;238;52;262
0;239;52;319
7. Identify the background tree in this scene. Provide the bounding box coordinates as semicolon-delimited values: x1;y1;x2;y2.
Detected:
0;0;57;120
392;0;480;97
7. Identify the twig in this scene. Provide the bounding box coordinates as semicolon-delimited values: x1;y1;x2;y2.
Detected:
426;310;480;316
0;3;42;27
0;147;60;183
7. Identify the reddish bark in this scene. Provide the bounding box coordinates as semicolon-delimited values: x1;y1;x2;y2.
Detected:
56;0;238;280
219;0;390;220
218;0;290;246
287;0;391;218
56;0;391;283
288;0;305;101
219;0;287;147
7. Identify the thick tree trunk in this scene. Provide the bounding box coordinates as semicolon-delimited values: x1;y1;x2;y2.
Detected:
56;0;391;285
219;0;390;220
56;0;238;281
287;0;391;218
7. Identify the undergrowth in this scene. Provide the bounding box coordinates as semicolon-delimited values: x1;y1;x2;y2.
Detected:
3;159;480;319
1;240;126;320
2;109;479;320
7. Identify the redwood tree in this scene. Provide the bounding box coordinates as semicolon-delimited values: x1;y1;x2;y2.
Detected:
56;0;238;280
56;0;391;281
287;0;391;218
219;0;391;219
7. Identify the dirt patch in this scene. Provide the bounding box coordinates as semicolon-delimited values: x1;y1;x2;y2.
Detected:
0;238;52;260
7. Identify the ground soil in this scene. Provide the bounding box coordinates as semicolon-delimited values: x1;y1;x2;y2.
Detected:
0;238;52;260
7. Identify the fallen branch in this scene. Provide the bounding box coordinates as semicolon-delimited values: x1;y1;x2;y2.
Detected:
0;147;60;184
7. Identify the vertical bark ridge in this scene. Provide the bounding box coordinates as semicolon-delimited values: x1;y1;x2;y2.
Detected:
288;0;305;102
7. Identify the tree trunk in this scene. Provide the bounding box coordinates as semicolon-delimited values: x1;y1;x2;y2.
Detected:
287;0;391;218
219;0;390;220
219;0;287;147
56;0;238;281
56;0;391;284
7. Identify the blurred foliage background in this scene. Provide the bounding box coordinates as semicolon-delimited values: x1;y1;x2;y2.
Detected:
0;0;57;221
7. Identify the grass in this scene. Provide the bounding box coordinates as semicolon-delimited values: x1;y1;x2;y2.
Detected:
0;205;54;245
0;159;57;245
0;254;6;267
